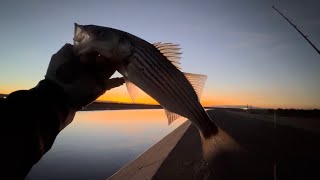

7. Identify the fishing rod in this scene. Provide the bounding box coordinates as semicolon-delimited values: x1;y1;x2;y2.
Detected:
272;6;320;55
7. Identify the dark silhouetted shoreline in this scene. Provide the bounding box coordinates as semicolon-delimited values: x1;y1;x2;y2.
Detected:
81;101;162;111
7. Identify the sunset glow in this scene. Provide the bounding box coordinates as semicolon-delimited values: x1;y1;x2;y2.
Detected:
1;81;319;109
1;1;319;109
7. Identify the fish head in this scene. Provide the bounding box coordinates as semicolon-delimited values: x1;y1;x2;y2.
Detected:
73;23;132;64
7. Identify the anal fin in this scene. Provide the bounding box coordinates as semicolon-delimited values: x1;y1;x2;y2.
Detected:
165;109;182;125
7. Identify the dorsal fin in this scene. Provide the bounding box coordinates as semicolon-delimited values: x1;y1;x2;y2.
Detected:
165;109;182;125
153;42;182;69
184;72;207;100
125;80;142;102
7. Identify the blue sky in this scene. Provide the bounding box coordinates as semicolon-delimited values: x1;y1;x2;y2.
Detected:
0;0;319;108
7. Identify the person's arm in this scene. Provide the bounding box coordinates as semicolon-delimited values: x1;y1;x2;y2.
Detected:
0;44;124;179
0;80;77;179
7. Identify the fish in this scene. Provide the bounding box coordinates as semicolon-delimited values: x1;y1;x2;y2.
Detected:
73;23;219;157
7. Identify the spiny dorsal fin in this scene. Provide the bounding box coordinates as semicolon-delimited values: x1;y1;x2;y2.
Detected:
125;80;142;102
165;109;182;125
184;72;207;100
153;42;182;69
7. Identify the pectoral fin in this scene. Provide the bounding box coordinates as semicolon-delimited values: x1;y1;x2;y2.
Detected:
165;109;182;125
125;80;142;102
184;72;207;100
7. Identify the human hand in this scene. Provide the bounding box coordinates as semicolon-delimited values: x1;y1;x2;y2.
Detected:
45;43;124;110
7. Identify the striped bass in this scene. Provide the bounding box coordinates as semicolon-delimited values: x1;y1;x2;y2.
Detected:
73;23;219;156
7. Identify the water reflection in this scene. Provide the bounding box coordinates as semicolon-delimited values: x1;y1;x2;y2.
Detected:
26;110;186;180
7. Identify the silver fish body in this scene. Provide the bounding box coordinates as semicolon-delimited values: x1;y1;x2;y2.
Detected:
73;23;218;137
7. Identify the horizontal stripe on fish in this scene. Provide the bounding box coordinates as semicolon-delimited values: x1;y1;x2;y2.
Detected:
136;47;188;109
137;46;203;120
134;47;182;109
139;40;217;135
132;51;167;98
149;53;210;127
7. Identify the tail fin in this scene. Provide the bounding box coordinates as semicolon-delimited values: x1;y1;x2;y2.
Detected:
199;130;254;179
200;129;241;162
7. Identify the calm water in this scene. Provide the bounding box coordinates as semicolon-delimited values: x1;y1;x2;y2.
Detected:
26;109;186;180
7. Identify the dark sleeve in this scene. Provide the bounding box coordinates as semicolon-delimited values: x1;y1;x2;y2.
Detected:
0;80;76;179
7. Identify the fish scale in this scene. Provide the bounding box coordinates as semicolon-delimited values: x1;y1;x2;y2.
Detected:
136;47;191;112
134;47;184;111
134;46;207;129
73;23;218;140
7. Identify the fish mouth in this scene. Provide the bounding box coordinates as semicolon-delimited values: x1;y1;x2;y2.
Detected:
73;23;91;47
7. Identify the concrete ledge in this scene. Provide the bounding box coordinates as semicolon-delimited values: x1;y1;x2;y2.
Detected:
108;121;192;180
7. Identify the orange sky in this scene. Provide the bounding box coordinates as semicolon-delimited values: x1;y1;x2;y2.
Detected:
99;84;219;106
1;0;320;111
1;83;319;109
0;82;230;104
1;84;232;107
98;85;319;109
99;85;270;108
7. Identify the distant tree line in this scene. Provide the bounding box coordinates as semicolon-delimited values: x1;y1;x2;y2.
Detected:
227;108;320;118
267;108;320;118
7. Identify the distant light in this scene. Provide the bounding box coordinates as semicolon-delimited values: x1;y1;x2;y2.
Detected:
3;97;6;99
